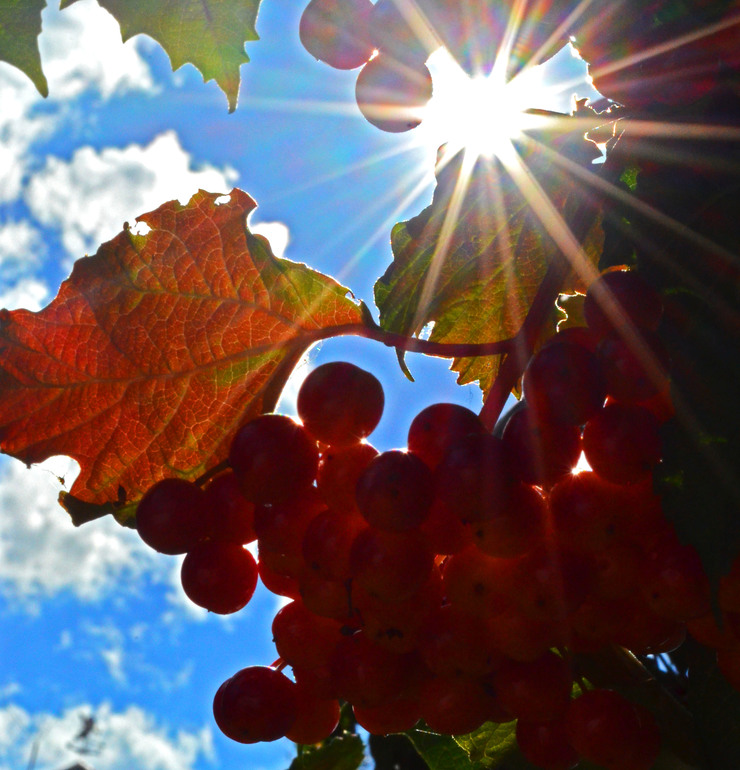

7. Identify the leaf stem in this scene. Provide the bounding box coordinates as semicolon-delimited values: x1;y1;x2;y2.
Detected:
316;322;515;359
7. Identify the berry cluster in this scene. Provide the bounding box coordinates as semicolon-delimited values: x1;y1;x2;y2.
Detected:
298;0;438;133
134;269;737;766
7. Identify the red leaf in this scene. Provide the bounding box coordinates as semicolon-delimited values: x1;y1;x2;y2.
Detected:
0;189;365;524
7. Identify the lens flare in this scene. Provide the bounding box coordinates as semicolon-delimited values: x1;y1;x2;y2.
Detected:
418;46;582;161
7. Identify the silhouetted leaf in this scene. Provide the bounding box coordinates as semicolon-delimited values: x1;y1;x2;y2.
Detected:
0;0;47;96
60;0;260;110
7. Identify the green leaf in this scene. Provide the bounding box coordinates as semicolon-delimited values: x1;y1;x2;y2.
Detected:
454;723;525;768
374;127;603;395
60;0;260;111
0;0;48;96
288;732;365;770
405;728;486;770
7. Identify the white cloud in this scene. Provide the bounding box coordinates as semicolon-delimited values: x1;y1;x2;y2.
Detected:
83;621;128;684
0;457;162;609
0;702;213;770
163;555;209;624
101;647;127;684
0;703;30;748
250;221;290;258
39;0;155;100
0;0;156;204
25;131;239;260
0;683;21;700
0;221;43;270
0;70;51;203
61;620;196;694
0;277;50;310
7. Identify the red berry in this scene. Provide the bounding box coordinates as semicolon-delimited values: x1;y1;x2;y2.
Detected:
597;330;670;404
317;441;378;512
641;534;711;621
350;526;434;603
442;546;515;618
354;694;422;734
516;718;579;770
229;414;319;504
435;433;514;523
299;571;355;622
355;54;433;133
419;675;496;735
419;496;473;555
357;570;443;654
214;666;297;743
329;631;412;708
272;599;344;671
285;682;341;745
550;471;629;553
501;404;582;487
355;449;433;531
469;482;546;558
367;0;437;66
297;361;384;446
523;341;606;426
566;689;642;767
407;402;486;470
418;604;500;677
258;557;301;600
302;508;365;582
203;470;256;545
513;543;595;623
181;542;258;614
136;478;208;555
299;0;375;69
253;486;327;555
584;270;664;341
494;651;572;722
583;403;662;485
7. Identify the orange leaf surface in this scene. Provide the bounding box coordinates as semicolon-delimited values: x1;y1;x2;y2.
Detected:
0;189;366;524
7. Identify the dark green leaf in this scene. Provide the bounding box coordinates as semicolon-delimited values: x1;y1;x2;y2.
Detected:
405;728;486;770
61;0;260;110
288;732;365;770
0;0;48;96
374;124;603;394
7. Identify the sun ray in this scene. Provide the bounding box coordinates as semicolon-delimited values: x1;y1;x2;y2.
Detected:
587;13;740;85
328;168;436;285
499;126;740;502
514;0;596;73
265;140;424;205
495;140;599;288
518;130;738;324
410;148;479;335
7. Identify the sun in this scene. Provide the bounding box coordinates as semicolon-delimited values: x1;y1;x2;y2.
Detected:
416;46;579;162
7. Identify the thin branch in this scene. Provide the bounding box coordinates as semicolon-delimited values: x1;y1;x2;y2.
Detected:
310;321;516;358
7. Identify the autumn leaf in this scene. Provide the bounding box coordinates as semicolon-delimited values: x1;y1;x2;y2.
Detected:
60;0;261;111
0;0;48;97
0;189;367;525
375;125;603;395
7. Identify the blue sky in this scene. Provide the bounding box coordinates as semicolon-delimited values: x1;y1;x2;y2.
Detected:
0;2;600;768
